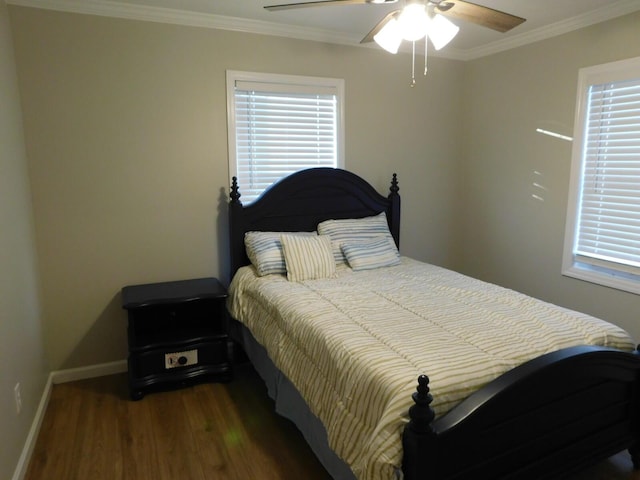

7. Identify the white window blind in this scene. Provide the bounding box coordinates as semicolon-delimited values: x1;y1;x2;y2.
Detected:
563;56;640;294
574;78;640;272
227;71;344;204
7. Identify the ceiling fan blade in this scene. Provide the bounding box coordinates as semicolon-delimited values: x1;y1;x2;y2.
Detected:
265;0;369;11
360;10;399;43
436;0;525;33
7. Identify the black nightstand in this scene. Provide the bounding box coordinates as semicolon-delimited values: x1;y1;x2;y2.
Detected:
121;277;232;400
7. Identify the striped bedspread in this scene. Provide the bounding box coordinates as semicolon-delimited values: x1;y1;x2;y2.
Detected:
227;257;635;480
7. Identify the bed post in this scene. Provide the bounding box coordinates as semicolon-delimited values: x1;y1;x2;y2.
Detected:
630;443;640;469
388;173;401;248
402;374;438;480
229;176;245;276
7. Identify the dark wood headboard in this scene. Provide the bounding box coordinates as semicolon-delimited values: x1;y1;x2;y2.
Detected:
228;168;400;276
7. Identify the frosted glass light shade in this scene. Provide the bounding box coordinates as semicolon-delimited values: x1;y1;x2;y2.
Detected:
374;18;403;54
427;14;459;50
398;4;429;42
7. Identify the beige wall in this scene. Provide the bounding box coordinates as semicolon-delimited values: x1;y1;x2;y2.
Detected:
7;5;640;374
460;12;640;340
3;4;640;476
9;6;465;370
0;1;47;479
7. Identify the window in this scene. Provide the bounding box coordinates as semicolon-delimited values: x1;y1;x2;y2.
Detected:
226;71;344;204
562;56;640;295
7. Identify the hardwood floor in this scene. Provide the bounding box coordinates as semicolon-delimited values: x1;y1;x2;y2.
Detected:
25;364;330;480
25;363;640;480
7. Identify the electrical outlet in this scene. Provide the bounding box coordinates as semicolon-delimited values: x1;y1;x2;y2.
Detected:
14;383;22;415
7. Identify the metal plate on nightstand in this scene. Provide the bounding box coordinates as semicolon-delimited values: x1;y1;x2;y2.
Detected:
165;349;198;369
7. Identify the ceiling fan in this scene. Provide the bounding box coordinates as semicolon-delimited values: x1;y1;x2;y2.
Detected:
264;0;526;44
264;0;525;85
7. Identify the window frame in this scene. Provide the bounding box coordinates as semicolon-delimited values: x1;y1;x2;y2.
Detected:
226;70;345;204
562;55;640;295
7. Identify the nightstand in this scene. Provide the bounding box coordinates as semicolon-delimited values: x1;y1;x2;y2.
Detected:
121;277;232;400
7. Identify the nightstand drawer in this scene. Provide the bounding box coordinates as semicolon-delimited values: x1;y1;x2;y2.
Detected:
129;340;229;378
127;299;227;349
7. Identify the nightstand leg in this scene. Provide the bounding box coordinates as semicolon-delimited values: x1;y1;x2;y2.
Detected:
130;390;144;401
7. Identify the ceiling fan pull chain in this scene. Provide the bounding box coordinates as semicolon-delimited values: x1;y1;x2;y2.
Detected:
424;35;428;76
410;40;416;87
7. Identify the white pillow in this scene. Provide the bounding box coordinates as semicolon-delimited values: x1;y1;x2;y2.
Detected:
317;212;395;264
281;234;336;282
342;237;401;271
244;231;316;276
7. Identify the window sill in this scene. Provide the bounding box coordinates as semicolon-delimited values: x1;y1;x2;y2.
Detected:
562;262;640;296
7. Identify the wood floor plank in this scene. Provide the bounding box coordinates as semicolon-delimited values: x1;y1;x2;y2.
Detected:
23;363;640;480
183;388;227;474
27;378;84;478
125;387;166;480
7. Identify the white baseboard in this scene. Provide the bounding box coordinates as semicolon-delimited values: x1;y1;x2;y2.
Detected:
51;359;127;384
11;359;128;480
11;374;51;480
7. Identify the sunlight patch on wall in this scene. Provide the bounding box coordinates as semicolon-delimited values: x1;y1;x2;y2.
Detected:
531;170;547;202
535;128;573;142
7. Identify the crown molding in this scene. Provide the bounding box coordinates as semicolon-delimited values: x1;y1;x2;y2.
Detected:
5;0;640;61
460;0;640;61
5;0;362;45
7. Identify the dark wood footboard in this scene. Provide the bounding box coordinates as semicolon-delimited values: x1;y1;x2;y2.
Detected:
403;345;640;480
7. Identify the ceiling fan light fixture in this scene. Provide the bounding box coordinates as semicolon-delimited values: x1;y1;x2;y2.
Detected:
427;13;459;50
373;17;402;54
398;3;428;42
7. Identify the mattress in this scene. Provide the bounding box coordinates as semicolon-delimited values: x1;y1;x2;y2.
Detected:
227;257;634;480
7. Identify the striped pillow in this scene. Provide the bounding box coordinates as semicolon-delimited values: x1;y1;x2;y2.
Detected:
342;237;401;271
281;234;336;282
245;231;316;276
317;212;395;264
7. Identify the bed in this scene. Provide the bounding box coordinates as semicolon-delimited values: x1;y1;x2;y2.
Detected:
226;167;640;480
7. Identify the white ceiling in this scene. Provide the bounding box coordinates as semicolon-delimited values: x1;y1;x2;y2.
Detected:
9;0;640;59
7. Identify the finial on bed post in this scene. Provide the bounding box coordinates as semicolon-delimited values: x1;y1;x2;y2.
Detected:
403;374;437;480
230;176;242;205
388;173;401;248
229;176;245;277
390;173;399;196
408;374;436;433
